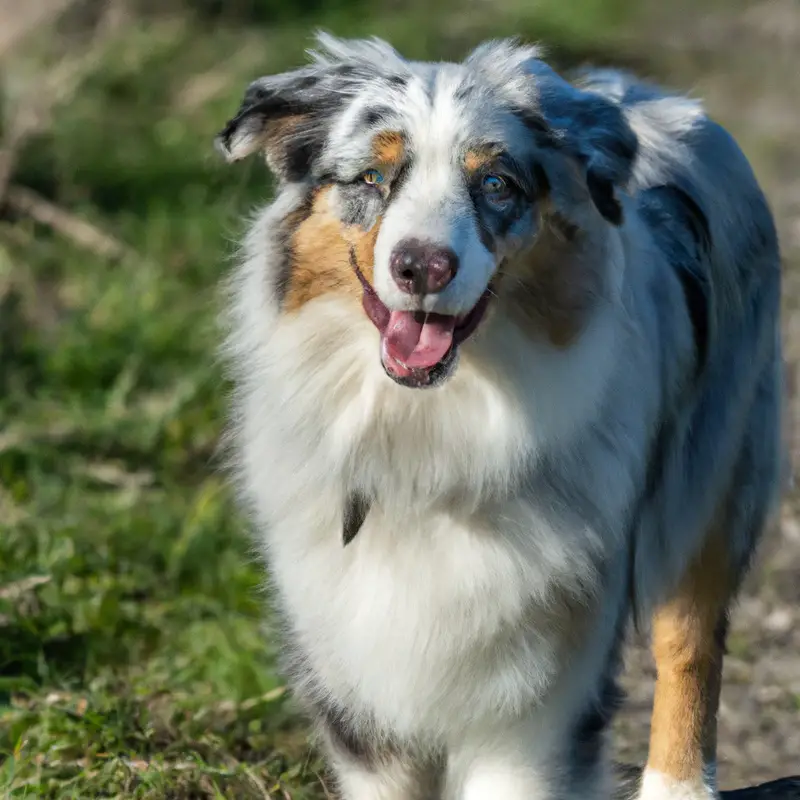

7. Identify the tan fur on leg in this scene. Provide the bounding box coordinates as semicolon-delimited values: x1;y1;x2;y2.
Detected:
640;533;732;799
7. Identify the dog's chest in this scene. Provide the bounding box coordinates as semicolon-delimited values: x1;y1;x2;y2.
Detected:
267;495;600;737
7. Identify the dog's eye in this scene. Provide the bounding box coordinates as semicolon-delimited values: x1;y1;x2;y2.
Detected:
482;174;510;200
362;169;385;186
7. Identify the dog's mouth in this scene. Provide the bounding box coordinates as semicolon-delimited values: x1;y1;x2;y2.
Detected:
351;253;492;389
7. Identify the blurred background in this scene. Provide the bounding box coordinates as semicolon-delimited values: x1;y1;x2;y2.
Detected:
0;0;798;797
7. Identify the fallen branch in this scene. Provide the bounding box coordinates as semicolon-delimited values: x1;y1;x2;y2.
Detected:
4;185;129;260
615;763;800;800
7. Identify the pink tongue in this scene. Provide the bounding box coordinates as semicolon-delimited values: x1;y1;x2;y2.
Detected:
384;311;456;369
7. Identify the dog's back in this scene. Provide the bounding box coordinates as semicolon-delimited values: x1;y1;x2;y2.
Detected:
585;71;783;607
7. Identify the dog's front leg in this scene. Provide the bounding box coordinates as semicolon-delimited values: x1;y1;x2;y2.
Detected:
316;716;443;800
445;714;613;800
328;755;434;800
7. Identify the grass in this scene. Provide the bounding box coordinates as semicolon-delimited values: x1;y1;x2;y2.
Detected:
0;1;644;796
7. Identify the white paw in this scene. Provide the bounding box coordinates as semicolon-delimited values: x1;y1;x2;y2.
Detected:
460;764;543;800
637;769;718;800
335;761;420;800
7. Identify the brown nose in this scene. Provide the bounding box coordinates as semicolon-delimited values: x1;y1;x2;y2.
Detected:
389;240;459;295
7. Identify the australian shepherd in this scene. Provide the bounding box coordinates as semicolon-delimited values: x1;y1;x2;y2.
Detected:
215;34;783;800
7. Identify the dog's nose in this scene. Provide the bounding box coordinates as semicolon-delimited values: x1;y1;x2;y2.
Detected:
389;240;459;295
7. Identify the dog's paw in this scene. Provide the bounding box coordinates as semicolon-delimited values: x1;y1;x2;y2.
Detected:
637;769;718;800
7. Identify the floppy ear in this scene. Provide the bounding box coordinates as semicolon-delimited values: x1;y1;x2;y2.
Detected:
215;64;355;183
524;60;638;225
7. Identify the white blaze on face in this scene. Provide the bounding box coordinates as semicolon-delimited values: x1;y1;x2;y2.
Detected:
373;72;495;317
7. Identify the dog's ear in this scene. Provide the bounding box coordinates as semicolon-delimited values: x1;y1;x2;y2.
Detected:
524;61;639;225
215;65;352;183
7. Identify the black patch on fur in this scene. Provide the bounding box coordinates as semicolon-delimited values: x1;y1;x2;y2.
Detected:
283;139;324;184
569;675;625;783
274;192;315;303
454;83;475;102
387;74;408;88
475;212;497;254
669;185;712;251
320;699;382;761
533;162;550;196
714;610;730;655
313;169;337;186
572;670;626;743
598;126;638;165
510;105;553;141
586;169;623;225
343;491;371;546
362;106;395;128
676;269;710;370
390;162;411;196
567;600;628;790
637;184;712;373
291;74;323;92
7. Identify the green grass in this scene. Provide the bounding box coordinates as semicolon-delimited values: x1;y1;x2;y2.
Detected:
0;2;640;796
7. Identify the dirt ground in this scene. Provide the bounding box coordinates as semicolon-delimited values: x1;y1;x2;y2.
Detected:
613;0;800;787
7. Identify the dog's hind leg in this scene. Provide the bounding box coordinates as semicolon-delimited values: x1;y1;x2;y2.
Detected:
639;361;781;800
638;530;732;800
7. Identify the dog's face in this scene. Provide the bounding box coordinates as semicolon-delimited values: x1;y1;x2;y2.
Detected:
217;35;637;388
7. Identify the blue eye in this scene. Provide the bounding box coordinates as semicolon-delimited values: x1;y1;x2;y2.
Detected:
363;168;385;185
482;174;508;197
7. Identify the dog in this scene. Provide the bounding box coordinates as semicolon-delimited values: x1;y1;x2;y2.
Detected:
215;34;783;800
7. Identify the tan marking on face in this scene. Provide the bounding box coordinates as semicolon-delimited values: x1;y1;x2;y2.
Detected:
370;131;405;166
647;530;733;783
283;187;380;314
464;146;499;173
500;203;604;347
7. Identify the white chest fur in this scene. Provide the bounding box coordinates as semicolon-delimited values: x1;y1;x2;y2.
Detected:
265;493;604;739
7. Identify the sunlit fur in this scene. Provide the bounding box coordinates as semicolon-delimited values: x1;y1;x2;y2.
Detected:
218;35;783;800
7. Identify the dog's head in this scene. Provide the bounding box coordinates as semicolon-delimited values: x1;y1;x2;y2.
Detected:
217;35;637;388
